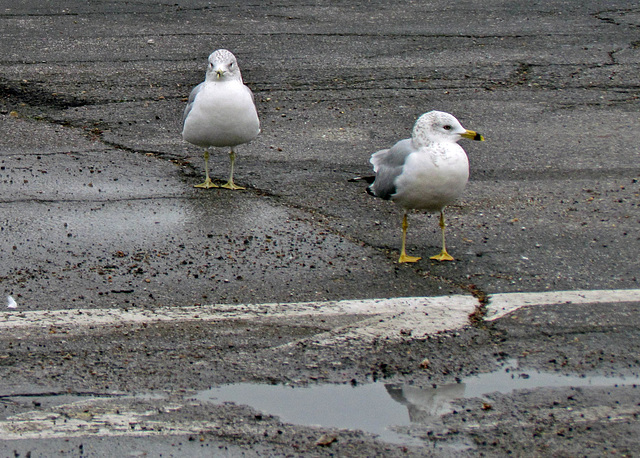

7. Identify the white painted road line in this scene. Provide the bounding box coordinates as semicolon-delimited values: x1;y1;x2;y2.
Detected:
485;289;640;321
1;290;638;342
0;296;474;329
0;398;203;440
0;296;478;342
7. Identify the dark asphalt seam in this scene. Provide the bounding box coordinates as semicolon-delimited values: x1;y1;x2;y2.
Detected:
0;78;90;110
0;391;127;401
99;137;191;166
139;32;599;39
0;196;186;204
593;8;640;28
0;150;109;156
3;108;193;170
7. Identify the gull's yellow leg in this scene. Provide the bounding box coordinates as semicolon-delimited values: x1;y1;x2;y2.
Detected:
430;210;454;261
221;148;245;190
194;149;218;188
398;211;421;263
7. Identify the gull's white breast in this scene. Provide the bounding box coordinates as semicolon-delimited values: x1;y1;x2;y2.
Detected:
392;144;469;212
182;80;259;148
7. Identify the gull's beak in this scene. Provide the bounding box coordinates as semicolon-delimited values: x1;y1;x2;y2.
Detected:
461;129;484;141
215;69;225;79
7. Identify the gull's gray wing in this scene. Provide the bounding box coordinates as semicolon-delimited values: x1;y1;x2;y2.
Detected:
182;82;204;126
368;138;414;200
244;84;261;133
244;84;255;104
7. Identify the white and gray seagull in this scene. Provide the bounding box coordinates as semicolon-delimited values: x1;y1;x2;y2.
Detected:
182;49;260;189
365;111;484;263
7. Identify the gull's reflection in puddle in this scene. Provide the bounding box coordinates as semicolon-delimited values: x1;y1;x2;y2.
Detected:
198;361;639;446
385;382;465;421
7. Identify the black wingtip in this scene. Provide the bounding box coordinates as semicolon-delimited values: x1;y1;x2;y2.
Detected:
348;175;376;184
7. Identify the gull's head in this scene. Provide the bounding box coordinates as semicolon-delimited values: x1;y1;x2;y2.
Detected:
205;49;242;82
412;111;484;146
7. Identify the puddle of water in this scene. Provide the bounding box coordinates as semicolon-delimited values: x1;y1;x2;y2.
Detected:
198;382;420;445
196;362;639;445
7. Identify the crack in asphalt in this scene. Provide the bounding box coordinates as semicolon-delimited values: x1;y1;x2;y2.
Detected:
593;8;640;28
419;269;490;325
4;59;638;117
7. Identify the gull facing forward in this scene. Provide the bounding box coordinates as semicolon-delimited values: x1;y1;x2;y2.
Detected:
182;49;260;189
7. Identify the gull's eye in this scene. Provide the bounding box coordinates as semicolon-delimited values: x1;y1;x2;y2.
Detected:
443;125;452;130
229;61;234;68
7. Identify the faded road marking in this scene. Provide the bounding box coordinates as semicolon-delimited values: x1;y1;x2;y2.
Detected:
0;290;638;342
485;289;640;321
0;296;477;342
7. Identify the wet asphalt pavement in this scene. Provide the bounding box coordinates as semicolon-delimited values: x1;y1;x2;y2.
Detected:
1;0;640;456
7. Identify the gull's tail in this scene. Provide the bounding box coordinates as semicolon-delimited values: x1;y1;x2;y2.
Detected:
348;175;378;197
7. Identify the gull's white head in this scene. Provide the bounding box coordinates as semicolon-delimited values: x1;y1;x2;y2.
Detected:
205;49;243;82
412;111;484;147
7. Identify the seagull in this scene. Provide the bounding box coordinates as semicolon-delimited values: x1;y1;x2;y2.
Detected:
365;111;484;263
182;49;260;189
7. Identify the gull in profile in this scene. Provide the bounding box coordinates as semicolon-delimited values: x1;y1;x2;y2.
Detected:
182;49;260;189
365;111;484;263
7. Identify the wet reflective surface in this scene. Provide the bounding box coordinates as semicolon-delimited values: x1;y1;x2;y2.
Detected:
198;381;421;445
198;361;640;445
